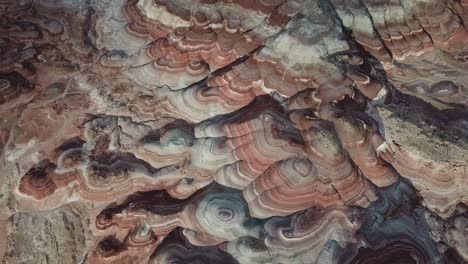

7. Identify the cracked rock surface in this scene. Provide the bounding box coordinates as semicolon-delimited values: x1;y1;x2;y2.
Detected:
1;0;468;263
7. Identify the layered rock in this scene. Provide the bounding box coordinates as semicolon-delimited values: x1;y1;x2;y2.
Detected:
1;0;468;263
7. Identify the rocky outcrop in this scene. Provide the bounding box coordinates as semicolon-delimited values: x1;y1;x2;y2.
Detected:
1;0;468;263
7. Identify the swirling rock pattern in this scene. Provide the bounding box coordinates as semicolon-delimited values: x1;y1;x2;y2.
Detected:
1;0;468;263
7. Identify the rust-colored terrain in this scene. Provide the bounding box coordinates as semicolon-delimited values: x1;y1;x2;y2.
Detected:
1;0;468;263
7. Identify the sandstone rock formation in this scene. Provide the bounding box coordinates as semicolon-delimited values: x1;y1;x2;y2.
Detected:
1;0;468;263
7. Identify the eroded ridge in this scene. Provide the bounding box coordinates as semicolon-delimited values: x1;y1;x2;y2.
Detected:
1;0;468;263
